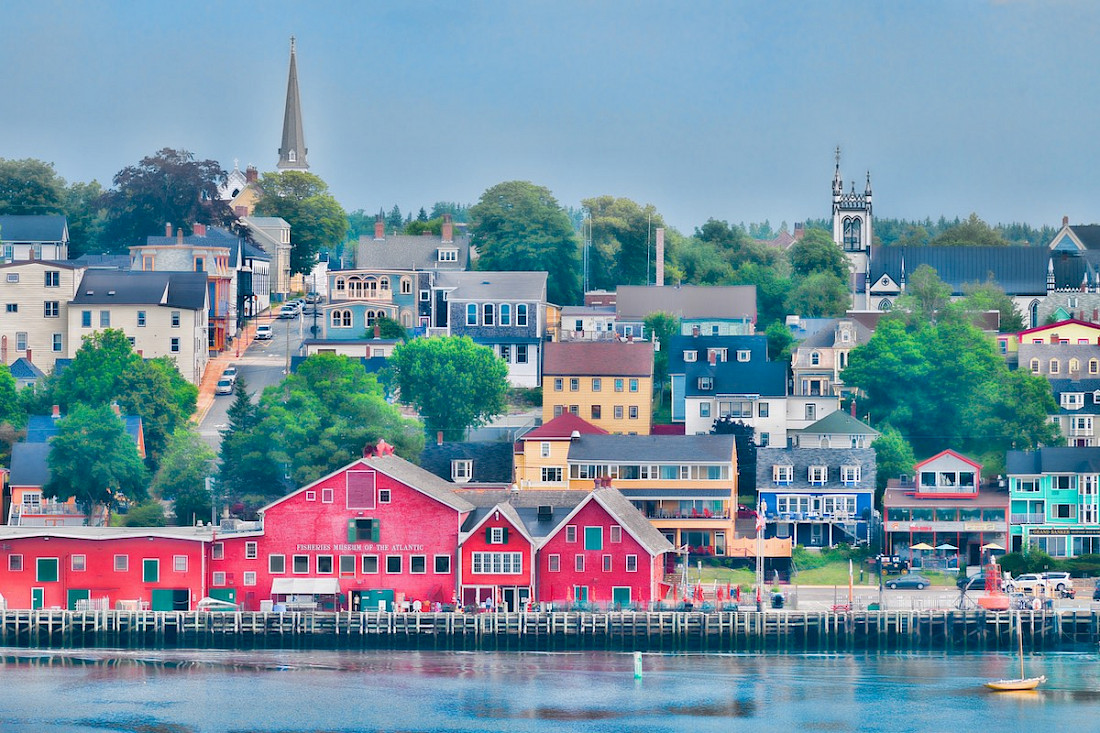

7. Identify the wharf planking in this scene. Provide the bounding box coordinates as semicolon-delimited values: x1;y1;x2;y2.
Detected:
1;609;1098;652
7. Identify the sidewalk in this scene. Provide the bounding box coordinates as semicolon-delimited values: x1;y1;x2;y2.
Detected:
192;317;265;424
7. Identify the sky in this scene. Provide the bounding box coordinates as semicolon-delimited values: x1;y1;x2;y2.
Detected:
4;0;1100;234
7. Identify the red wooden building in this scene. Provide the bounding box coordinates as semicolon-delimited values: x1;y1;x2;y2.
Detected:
0;527;209;610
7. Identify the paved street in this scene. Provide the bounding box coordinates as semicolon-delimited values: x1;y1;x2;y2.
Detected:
197;313;306;451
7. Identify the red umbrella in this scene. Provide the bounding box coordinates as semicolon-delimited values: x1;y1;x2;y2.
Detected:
735;585;741;603
716;585;725;602
694;584;704;603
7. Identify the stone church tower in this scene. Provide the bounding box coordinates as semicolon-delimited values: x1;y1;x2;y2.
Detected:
831;148;872;307
277;37;309;170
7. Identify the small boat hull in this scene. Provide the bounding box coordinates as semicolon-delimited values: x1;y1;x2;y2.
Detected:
985;676;1045;691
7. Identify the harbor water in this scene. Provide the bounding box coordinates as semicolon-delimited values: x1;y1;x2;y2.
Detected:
1;647;1098;732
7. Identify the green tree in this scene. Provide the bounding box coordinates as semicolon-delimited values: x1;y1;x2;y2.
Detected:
259;354;425;490
404;217;442;236
101;148;233;250
666;237;734;285
929;212;1009;247
218;378;284;509
644;311;679;390
363;315;408;341
765;320;794;362
731;262;791;327
0;158;65;214
582;196;664;289
386;205;403;232
429;202;469;222
470;181;581;305
0;363;20;427
871;426;916;496
711;416;756;494
893;264;953;322
388;336;509;441
62;179;107;258
152;426;215;526
253;170;349;275
788;228;850;280
417;207;429;222
44;404;148;514
786;271;851;317
117;500;167;527
961;278;1025;332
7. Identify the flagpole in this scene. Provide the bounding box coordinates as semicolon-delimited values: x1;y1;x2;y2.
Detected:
755;501;766;611
848;559;854;609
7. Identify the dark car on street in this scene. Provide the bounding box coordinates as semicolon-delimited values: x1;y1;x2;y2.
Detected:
885;574;931;590
957;573;988;591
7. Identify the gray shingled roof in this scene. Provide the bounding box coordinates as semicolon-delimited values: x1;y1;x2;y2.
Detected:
9;443;51;486
1068;226;1100;251
71;271;207;309
457;489;586;539
419;442;514;485
568;434;736;463
8;358;44;380
0;215;68;242
363;454;475;512
435;271;547;301
357;233;470;271
592;488;676;554
1006;446;1100;475
1049;378;1100;415
145;226;240;249
796;318;874;348
756;447;877;490
869;246;1049;296
798;411;879;437
615;285;757;321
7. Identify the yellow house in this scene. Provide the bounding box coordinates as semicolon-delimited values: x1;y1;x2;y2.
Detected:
515;414;739;556
542;341;654;434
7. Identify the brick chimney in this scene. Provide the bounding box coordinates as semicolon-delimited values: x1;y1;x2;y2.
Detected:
437;431;444;446
177;227;184;244
245;165;258;183
110;402;121;417
441;214;454;244
708;350;717;366
1064;215;1070;227
655;228;665;286
52;404;60;420
373;324;381;339
193;223;206;237
165;222;172;237
794;222;805;240
25;348;31;363
374;215;385;241
692;325;700;337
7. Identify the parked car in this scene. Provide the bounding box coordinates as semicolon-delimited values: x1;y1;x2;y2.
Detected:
1041;571;1073;592
1092;584;1100;602
305;292;324;304
957;573;988;591
278;305;298;319
1005;573;1048;594
735;505;757;519
222;365;238;383
874;555;910;574
255;324;273;340
215;378;234;395
885;574;931;590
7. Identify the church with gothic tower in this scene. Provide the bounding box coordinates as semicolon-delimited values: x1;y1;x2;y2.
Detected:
830;148;873;309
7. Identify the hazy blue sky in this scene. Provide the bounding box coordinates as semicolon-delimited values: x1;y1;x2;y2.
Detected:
4;0;1099;233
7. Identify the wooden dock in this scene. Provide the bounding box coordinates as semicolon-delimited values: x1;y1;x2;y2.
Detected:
2;609;1097;651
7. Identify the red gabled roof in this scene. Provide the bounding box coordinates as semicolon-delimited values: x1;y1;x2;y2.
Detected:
522;413;608;440
914;449;983;473
1018;318;1100;338
542;341;654;377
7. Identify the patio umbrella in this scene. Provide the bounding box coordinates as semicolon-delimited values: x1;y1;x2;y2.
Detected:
935;543;958;550
910;542;934;551
981;542;1005;551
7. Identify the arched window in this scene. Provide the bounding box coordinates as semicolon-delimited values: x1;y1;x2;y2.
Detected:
483;303;495;326
335;278;346;294
1029;300;1040;328
1030;358;1040;373
1090;359;1098;375
1050;359;1060;374
401;311;413;327
366;310;378;326
499;303;511;326
516;304;528;327
1070;358;1081;373
380;278;390;291
843;217;861;251
348;278;363;298
400;277;412;295
878;299;892;311
364;278;378;297
466;303;478;326
331;310;352;328
810;351;820;366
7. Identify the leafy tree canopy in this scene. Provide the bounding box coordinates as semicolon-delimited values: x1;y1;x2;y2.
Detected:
101;148;232;250
470;181;581;305
891;264;953;322
253;170;349;275
711;416;756;494
117;500;167;527
364;315;408;341
429;201;469;222
961;278;1025;332
152;426;215;526
788;227;850;281
385;205;403;232
581;195;664;289
63;179;108;258
929;213;1009;247
786;271;851;318
0;158;65;215
44;403;148;514
388;336;509;441
871;425;916;495
644;311;680;387
218;378;282;510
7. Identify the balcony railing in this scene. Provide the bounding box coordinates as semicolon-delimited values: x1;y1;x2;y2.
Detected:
1010;512;1045;524
11;502;85;517
770;512;857;522
643;510;730;520
913;485;978;494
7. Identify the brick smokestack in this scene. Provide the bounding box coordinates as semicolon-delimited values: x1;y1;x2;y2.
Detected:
374;215;385;241
442;214;454;244
655;228;665;286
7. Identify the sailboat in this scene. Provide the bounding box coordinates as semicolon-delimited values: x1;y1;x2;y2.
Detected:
986;613;1046;691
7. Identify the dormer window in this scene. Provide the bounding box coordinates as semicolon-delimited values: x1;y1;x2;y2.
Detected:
684;350;697;362
288;150;296;162
808;465;828;485
697;376;714;390
1062;393;1085;409
451;460;472;482
773;465;793;484
810;351;820;366
737;350;751;362
707;348;727;363
437;248;458;262
841;465;861;485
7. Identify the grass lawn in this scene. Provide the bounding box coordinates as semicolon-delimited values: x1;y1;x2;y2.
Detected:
686;561;959;588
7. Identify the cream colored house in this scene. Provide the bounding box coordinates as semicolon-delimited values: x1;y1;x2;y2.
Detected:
0;260;85;374
67;271;209;383
243;217;293;300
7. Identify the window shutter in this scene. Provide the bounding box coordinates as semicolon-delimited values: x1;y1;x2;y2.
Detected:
486;527;493;544
347;519;356;544
502;527;509;544
371;519;380;542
